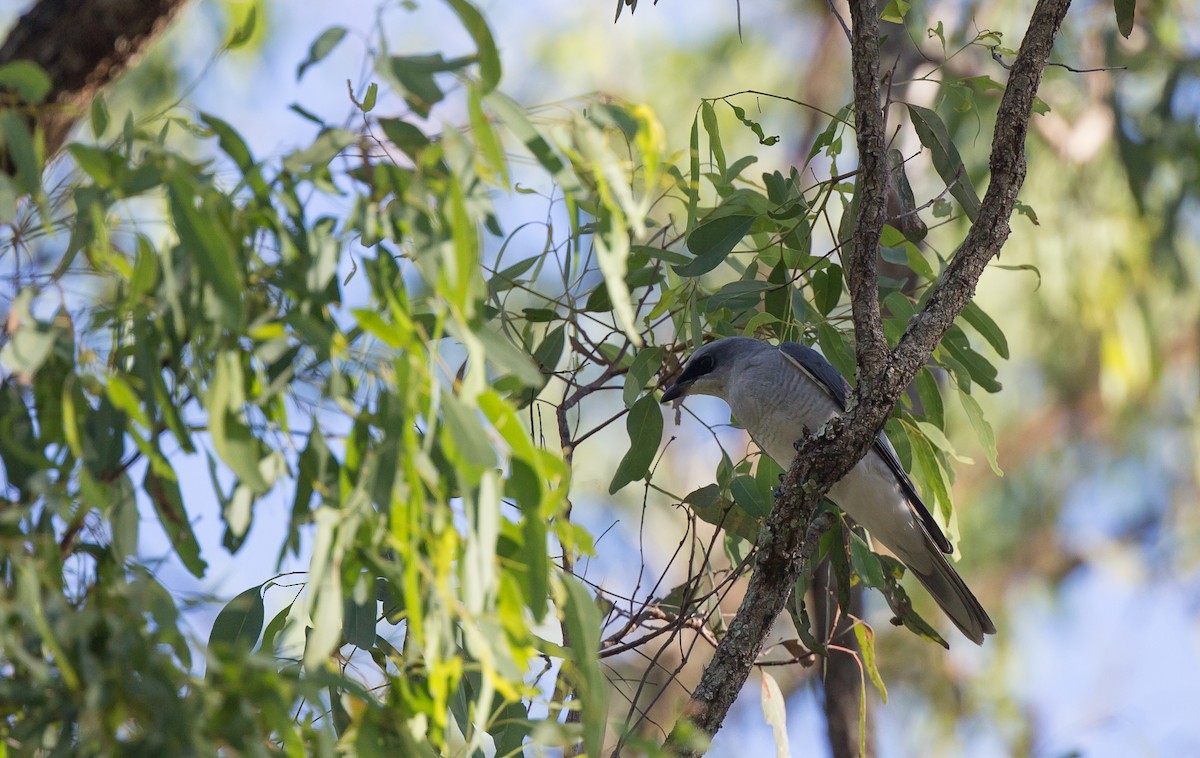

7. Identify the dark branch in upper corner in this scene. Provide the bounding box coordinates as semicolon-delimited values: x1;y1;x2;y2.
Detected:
0;0;192;169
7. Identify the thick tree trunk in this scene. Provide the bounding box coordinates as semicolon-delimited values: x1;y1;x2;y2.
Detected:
0;0;192;162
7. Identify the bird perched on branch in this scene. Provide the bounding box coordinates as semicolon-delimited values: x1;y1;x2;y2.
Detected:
661;336;995;644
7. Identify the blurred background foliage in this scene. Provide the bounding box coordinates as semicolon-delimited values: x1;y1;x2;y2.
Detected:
0;0;1198;755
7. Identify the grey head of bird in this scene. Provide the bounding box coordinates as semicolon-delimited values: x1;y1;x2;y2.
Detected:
660;336;768;404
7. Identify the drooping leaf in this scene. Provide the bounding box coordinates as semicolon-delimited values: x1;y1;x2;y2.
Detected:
445;0;501;92
960;301;1010;359
760;671;790;758
608;394;664;493
675;214;755;277
853;623;888;702
1114;0;1136;37
208;585;266;654
959;389;1003;476
559;575;607;758
906;104;981;221
144;468;207;578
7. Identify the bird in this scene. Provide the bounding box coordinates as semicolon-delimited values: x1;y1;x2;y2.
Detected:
660;336;995;644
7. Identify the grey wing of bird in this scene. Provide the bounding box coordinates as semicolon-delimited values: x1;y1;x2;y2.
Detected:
776;342;952;554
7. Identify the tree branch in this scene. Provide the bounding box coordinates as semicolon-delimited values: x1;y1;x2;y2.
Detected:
0;0;192;164
666;0;1073;751
844;0;889;384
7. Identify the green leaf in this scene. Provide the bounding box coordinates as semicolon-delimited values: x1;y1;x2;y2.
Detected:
0;381;41;497
880;0;911;23
510;459;549;620
623;346;664;408
475;325;545;387
442;394;498;469
468;83;508;185
533;324;566;374
379;118;430;161
445;0;502;92
852;623;888;702
261;602;294;654
960;301;1009;358
608;394;664;493
812;263;843;315
386;54;471;117
167;179;244;328
487;92;578;193
559;575;608;758
906;104;981;221
0;289;62;377
226;4;258;49
200;112;255;174
907;422;953;525
849;533;886;589
958;389;1003;476
943;339;1002;393
701;101;725;176
298;26;348;80
90;94;110;138
687;113;700;228
343;594;378;649
108;472;139;561
282;128;356;173
208;585;265;653
1114;0;1136;37
675;214;754;277
730;474;771;520
914;369;945;429
0;60;51;103
207;352;270;493
144;468;207;578
684;483;761;542
0;111;43;197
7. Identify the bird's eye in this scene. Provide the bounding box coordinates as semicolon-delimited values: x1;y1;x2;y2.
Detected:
692;355;715;374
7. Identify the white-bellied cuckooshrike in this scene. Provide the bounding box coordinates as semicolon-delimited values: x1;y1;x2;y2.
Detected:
661;336;995;644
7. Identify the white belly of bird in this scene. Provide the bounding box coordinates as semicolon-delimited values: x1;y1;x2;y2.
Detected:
727;373;935;574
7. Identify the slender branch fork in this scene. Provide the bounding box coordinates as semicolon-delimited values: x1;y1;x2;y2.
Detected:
665;0;1074;751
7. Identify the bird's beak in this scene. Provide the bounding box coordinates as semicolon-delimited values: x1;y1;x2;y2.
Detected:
660;380;690;404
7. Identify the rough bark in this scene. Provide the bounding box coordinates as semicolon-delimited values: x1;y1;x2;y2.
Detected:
667;0;1073;752
0;0;192;163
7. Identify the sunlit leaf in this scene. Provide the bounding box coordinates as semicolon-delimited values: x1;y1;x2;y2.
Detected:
853;623;888;702
959;389;1003;476
760;671;790;758
559;575;607;758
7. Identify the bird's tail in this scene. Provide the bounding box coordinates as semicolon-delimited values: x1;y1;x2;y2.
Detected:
902;534;996;645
